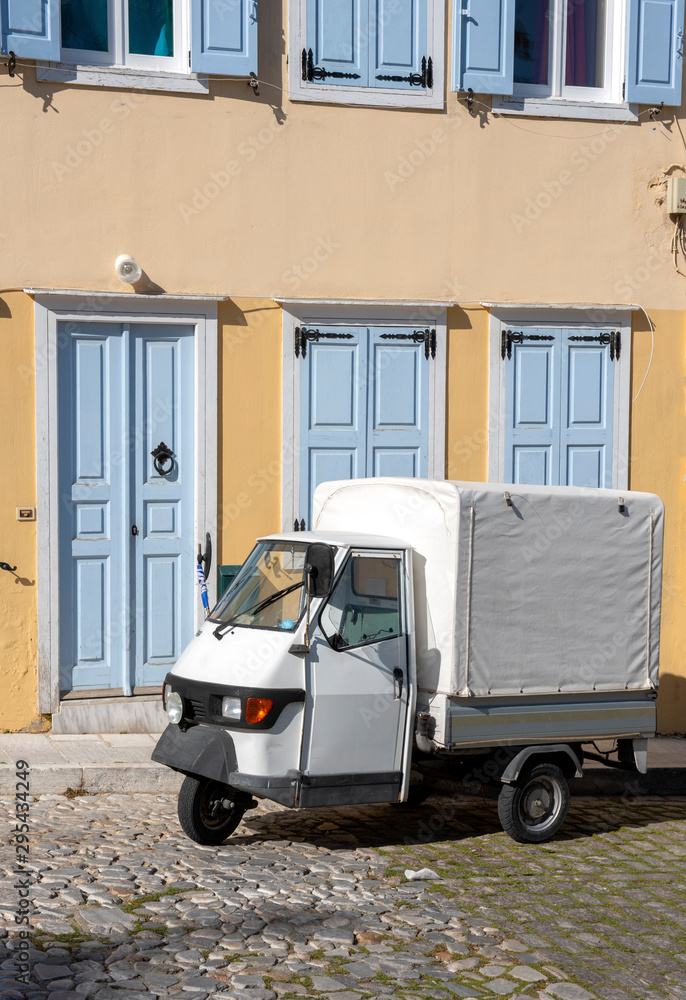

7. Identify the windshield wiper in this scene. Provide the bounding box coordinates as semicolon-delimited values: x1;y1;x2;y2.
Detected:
213;581;303;640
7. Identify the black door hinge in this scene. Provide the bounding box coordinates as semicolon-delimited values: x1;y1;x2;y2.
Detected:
376;55;433;88
294;326;354;358
301;47;361;82
568;331;621;360
379;328;436;359
501;329;555;360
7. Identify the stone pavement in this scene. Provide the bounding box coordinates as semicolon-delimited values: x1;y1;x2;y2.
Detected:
1;735;685;798
2;790;686;1000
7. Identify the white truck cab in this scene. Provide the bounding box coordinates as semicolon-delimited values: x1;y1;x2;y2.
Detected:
153;478;664;845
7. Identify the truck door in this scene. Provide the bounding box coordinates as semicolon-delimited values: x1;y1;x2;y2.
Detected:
299;549;409;806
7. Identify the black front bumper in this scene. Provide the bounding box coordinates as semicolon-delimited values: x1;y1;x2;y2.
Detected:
152;723;238;784
152;724;299;807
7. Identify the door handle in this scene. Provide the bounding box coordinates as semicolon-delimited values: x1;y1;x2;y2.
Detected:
393;668;404;700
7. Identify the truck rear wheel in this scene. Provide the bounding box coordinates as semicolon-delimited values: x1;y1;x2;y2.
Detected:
497;762;570;843
177;775;246;845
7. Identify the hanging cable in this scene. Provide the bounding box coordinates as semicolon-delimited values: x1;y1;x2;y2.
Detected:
6;54;668;139
631;305;655;404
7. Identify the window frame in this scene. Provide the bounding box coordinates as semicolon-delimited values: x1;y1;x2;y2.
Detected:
512;0;623;104
288;0;445;110
279;300;448;533
318;548;406;652
58;0;188;76
486;305;632;490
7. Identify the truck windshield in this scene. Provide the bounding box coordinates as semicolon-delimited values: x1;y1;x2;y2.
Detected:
210;542;308;631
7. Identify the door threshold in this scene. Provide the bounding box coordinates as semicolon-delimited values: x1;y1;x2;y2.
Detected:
60;686;160;701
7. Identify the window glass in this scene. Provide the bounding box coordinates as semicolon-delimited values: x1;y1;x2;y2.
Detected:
514;0;550;85
61;0;109;52
320;554;402;651
210;542;308;632
129;0;174;57
565;0;606;88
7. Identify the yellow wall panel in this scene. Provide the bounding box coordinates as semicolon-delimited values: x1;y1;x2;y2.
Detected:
629;310;686;733
0;294;41;731
217;299;283;568
446;307;489;482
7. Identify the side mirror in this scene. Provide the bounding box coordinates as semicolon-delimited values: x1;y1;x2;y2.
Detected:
304;543;334;598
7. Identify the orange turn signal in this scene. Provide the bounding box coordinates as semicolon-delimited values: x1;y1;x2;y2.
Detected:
245;697;274;724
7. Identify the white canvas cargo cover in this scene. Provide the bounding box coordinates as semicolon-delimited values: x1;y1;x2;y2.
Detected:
313;479;664;698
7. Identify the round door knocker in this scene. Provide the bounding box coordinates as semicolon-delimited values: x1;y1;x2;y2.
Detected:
151;441;175;476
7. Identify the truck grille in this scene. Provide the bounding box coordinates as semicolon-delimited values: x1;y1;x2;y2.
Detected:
185;698;206;721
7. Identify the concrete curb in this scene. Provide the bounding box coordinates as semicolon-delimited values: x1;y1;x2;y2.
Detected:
1;762;683;798
0;761;183;796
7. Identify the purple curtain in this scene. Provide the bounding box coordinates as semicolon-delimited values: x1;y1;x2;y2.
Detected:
566;0;602;88
533;0;549;84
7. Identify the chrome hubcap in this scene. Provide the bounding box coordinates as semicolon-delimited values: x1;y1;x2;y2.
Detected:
518;776;562;832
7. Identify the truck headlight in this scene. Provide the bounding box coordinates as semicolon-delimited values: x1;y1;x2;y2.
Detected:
166;691;183;725
222;696;242;720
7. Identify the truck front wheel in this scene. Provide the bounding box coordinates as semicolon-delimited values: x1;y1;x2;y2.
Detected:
497;762;570;843
177;775;246;845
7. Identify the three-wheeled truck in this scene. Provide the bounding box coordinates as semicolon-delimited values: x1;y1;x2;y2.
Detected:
152;478;664;845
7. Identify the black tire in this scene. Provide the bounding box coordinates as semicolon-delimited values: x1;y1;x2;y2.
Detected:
497;762;570;843
177;775;246;845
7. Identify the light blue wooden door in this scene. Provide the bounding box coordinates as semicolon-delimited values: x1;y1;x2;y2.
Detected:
58;322;195;694
299;325;430;525
132;326;195;688
504;328;614;487
58;324;125;693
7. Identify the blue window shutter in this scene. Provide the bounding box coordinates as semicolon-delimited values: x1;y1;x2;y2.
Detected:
503;330;562;486
560;333;614;488
452;0;515;95
627;0;685;104
190;0;257;77
304;0;368;87
299;327;368;528
368;328;429;477
0;0;59;59
370;0;430;90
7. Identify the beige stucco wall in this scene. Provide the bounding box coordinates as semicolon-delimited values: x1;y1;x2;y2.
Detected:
1;0;685;730
0;5;685;310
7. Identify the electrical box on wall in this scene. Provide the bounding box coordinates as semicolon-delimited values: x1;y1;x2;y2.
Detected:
667;176;686;213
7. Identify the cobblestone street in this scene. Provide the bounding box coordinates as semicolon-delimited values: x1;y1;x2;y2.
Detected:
2;792;686;1000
